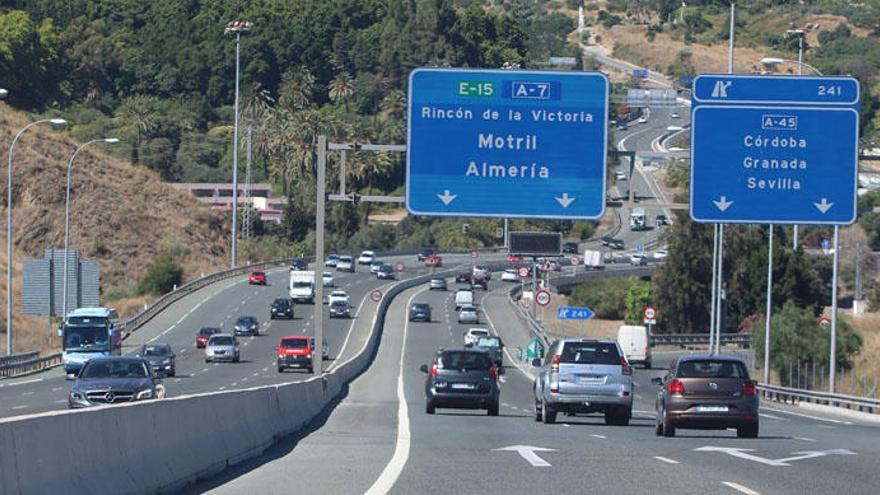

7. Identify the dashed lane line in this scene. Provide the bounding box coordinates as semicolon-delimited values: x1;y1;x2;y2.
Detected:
590;434;607;439
0;378;44;388
721;481;761;495
654;456;680;465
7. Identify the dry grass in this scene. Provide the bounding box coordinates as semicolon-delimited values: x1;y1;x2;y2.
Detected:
531;291;621;340
843;313;880;397
0;104;229;354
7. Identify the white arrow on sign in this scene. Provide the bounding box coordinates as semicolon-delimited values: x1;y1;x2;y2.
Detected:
814;198;834;213
555;193;575;208
437;189;457;205
713;196;733;212
693;446;856;467
493;445;557;467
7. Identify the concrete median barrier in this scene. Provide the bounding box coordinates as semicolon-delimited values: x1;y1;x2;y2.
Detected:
0;270;446;495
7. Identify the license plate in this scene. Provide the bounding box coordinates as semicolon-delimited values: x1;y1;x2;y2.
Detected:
579;376;604;384
696;406;728;413
451;383;475;390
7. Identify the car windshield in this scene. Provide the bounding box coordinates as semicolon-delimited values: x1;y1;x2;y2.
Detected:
210;336;234;346
677;360;749;379
331;301;348;308
273;299;289;307
413;304;429;310
559;342;621;365
439;352;492;371
469;330;488;337
199;327;219;336
252;271;264;276
281;339;308;348
339;257;352;262
476;337;500;348
332;292;347;297
63;325;109;352
141;345;169;357
81;360;148;379
462;308;477;314
292;281;312;288
237;317;255;325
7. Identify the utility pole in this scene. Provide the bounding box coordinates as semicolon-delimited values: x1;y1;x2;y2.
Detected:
830;226;840;393
764;225;774;384
315;136;327;375
224;20;252;268
788;23;806;249
243;126;253;241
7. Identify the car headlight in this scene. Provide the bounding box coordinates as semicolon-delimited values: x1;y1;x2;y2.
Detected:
163;358;172;365
69;391;86;402
136;389;154;400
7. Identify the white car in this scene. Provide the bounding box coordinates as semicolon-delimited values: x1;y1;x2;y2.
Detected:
472;265;490;279
322;271;335;287
652;250;668;260
501;269;518;282
637;115;648;124
630;254;647;266
463;328;490;346
324;254;339;267
615;171;627;181
670;112;680;119
370;260;384;274
458;305;480;324
336;255;355;272
328;290;350;305
357;250;376;265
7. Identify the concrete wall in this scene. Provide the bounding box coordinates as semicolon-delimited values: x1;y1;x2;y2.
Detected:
0;271;444;495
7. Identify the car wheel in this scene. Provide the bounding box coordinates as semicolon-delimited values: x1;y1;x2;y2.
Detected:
541;401;556;424
426;401;436;414
655;417;664;436
737;422;759;439
205;358;210;363
307;367;314;373
277;366;284;373
617;406;631;426
662;413;676;437
169;370;176;377
233;356;240;363
534;400;542;422
644;360;652;370
488;402;499;416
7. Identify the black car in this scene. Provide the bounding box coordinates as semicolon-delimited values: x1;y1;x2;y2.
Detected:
455;272;472;284
601;236;625;250
472;335;504;367
68;356;164;408
270;298;294;320
234;315;260;336
329;300;351;318
562;242;578;254
137;343;176;377
290;258;308;270
656;214;669;226
377;264;396;280
420;348;501;416
471;275;489;290
409;303;432;322
417;248;434;262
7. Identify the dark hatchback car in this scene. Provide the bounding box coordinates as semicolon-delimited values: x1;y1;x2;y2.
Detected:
234;315;260;336
601;236;625;249
417;248;434;262
376;264;396;280
270;298;294;320
455;272;472;284
653;355;759;438
562;242;579;254
290;258;308;270
68;356;164;408
137;343;176;377
409;303;432;322
421;348;501;416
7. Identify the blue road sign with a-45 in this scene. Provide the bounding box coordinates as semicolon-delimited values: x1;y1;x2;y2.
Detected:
406;68;608;220
690;74;860;225
557;306;594;320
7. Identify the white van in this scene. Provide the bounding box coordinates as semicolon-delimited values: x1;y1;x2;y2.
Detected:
617;325;651;369
454;289;474;309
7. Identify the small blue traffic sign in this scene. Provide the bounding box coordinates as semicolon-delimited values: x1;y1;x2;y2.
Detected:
690;74;860;225
406;68;608;219
637;243;644;253
822;238;831;250
556;306;594;320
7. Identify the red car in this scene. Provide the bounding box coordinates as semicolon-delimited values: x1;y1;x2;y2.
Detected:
277;336;314;373
425;254;443;267
248;270;267;285
507;254;523;262
195;327;220;348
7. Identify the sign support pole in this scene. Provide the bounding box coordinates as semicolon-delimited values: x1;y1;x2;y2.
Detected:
715;225;725;355
764;225;774;384
314;135;326;375
829;225;839;393
531;262;537;319
709;224;719;353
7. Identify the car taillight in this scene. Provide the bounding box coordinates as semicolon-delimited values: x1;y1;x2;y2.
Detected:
489;367;498;380
430;364;438;378
551;355;560;370
620;357;632;375
743;380;757;396
667;379;685;395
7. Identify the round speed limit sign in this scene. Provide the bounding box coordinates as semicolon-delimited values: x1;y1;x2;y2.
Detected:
395;262;405;272
644;306;657;320
535;289;552;307
517;265;530;278
471;250;479;259
571;255;582;265
370;289;383;303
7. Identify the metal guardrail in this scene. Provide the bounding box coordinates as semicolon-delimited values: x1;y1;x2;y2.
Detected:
758;383;880;415
0;351;39;366
649;333;751;346
0;352;62;378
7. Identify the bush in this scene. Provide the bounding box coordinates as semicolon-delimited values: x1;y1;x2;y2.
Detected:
139;258;184;296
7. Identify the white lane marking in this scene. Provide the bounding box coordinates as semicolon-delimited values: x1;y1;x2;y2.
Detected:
481;293;535;381
721;481;761;495
11;405;28;410
759;413;787;421
762;406;853;425
493;445;556;467
54;399;67;404
365;288;424;495
654;456;680;465
562;424;570;428
794;437;816;442
174;379;181;383
694;446;856;467
325;289;371;371
21;391;34;396
231;382;238;387
590;434;607;439
201;368;209;373
51;387;62;392
218;387;226;391
0;378;44;388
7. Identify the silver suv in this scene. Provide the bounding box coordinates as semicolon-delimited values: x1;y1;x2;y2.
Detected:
205;333;240;363
533;339;633;425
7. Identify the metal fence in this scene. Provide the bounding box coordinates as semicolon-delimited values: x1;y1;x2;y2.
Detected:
0;352;62;378
758;383;880;415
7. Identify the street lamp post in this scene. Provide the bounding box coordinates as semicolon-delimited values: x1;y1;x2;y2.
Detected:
224;20;252;268
6;118;68;355
62;138;120;320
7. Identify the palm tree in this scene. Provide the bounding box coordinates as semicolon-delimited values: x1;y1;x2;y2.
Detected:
328;72;355;112
278;66;315;112
114;94;158;165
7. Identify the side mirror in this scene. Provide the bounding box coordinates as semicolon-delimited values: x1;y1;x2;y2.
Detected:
651;377;663;386
531;358;542;367
464;342;473;348
419;364;429;374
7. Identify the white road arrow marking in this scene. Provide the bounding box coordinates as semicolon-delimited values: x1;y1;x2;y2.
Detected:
713;196;733;212
555;193;575;208
694;446;856;467
814;198;834;213
493;445;556;467
437;189;456;205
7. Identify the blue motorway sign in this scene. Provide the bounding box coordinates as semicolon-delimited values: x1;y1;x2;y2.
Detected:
406;68;608;219
690;74;860;225
557;306;594;320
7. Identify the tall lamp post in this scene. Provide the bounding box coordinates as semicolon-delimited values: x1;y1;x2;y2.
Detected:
6;118;68;355
61;138;120;320
224;20;252;268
